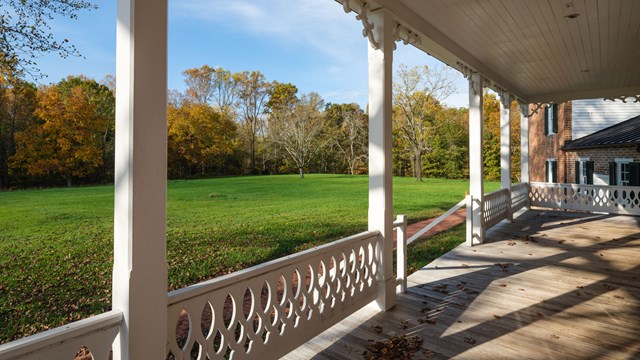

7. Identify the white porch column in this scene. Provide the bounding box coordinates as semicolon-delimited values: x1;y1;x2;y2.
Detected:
500;92;512;221
113;0;168;359
467;73;484;246
367;9;395;311
520;104;530;184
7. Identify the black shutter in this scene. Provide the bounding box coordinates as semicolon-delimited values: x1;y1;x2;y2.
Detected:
552;104;559;134
575;161;580;183
552;161;558;183
544;106;549;135
609;162;617;185
630;163;640;186
586;161;594;185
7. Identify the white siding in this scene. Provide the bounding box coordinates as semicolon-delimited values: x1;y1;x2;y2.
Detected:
572;99;640;139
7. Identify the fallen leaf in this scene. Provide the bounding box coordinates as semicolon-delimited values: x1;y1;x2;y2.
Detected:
461;263;469;268
493;314;501;319
550;334;559;339
372;325;383;333
464;336;477;344
613;295;625;300
507;240;517;246
423;349;435;358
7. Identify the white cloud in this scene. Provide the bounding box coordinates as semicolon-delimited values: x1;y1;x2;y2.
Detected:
171;0;363;62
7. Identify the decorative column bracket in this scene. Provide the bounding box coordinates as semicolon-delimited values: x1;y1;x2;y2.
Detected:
604;95;640;103
458;62;479;96
393;23;421;50
517;101;548;117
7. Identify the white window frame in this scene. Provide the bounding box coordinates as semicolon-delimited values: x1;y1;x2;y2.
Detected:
547;158;557;183
546;105;556;136
615;158;633;186
577;157;590;184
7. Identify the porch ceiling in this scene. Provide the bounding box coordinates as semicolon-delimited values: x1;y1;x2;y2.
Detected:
354;0;640;103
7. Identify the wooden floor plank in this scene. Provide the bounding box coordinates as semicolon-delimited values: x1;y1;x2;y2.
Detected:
286;210;640;360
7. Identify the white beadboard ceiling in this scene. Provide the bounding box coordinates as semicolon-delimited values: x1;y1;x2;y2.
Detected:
349;0;640;103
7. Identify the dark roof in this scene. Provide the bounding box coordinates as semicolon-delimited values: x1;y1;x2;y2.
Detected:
563;114;640;150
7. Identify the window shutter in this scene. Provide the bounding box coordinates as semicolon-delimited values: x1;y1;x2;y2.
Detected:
586;161;594;185
630;163;640;186
545;161;549;182
609;162;617;185
552;104;559;134
551;161;557;183
575;161;580;183
544;106;549;135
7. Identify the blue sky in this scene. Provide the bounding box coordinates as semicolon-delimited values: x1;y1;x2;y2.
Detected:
36;0;469;108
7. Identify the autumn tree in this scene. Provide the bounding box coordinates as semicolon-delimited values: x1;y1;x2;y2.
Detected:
325;103;368;175
482;92;501;181
167;102;236;177
237;71;270;174
423;107;469;179
11;76;112;186
182;65;240;117
1;0;97;77
393;64;457;181
268;92;326;178
0;77;37;188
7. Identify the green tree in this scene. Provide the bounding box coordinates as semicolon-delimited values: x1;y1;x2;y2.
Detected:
0;0;96;77
325;103;367;175
0;77;37;188
393;64;457;181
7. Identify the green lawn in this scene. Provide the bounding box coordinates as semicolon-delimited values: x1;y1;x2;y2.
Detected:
0;174;499;342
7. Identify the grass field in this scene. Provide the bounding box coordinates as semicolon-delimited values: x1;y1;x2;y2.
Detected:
0;174;499;342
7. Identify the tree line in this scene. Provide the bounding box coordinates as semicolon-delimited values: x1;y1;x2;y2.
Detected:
0;64;520;189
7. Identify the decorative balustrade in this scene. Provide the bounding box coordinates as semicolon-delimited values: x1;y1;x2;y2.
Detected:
166;231;380;360
530;182;640;215
0;311;122;360
483;188;510;229
511;183;529;213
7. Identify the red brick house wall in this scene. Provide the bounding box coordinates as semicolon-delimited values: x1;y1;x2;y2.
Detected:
566;146;640;184
528;102;572;182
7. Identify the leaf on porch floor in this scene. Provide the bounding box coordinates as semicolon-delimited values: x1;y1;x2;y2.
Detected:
613;295;625;300
497;283;507;287
418;317;437;325
493;314;501;319
461;263;469;268
535;312;545;318
401;320;409;329
423;349;436;358
558;240;566;244
576;285;584;289
604;284;617;290
494;263;510;271
464;336;477;344
507;241;517;246
433;284;449;293
518;288;526;291
372;325;383;333
550;334;560;339
363;334;423;360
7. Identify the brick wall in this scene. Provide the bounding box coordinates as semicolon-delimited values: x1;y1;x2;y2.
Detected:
566;145;640;183
528;102;572;182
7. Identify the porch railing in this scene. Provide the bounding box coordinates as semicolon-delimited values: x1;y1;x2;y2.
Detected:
0;311;122;360
530;182;640;215
483;188;510;228
511;182;529;213
166;230;379;360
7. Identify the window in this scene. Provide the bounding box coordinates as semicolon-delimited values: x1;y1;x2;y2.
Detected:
610;158;640;186
575;158;594;184
546;159;557;183
544;103;558;136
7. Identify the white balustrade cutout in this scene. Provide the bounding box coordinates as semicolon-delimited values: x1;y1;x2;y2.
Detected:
530;183;640;215
165;231;380;360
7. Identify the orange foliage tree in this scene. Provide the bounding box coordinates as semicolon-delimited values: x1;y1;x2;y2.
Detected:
11;77;111;186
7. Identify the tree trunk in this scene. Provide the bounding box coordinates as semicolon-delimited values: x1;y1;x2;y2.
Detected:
299;167;304;179
415;152;423;182
66;174;72;187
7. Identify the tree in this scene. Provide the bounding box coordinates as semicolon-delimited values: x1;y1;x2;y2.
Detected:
1;0;97;77
0;77;37;188
325;103;368;175
268;92;326;178
393;64;457;181
423;107;469;179
482;92;501;181
237;71;270;174
11;76;111;186
167;102;236;177
182;66;240;115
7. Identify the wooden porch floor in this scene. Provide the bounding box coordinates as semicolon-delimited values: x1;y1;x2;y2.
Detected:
285;210;640;359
